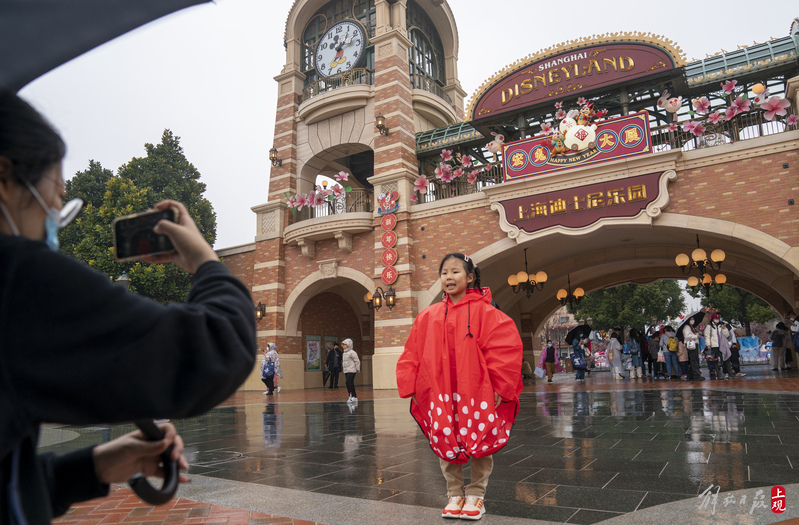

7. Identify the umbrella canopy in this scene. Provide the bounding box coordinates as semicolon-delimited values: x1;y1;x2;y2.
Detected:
0;0;211;92
676;311;705;341
565;324;591;345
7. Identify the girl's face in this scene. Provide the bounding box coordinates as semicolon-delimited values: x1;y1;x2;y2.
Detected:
440;258;474;304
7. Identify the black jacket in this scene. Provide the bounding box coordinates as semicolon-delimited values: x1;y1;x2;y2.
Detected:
0;234;256;523
325;347;342;370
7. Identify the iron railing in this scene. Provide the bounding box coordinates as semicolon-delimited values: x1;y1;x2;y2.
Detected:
410;74;452;105
650;110;791;152
417;164;502;204
301;68;374;103
289;189;372;224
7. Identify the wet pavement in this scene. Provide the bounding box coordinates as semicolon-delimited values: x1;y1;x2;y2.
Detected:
47;364;799;524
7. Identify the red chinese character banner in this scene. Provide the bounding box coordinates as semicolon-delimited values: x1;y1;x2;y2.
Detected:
502;111;652;182
380;212;398;285
498;172;661;234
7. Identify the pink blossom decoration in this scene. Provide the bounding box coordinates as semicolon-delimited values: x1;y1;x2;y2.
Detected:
554;101;563;109
540;122;553;134
334;171;349;181
692;97;711;114
721;80;737;94
690;122;706;137
439;168;455;183
707;111;723;124
682;121;697;133
294;193;308;211
286;195;297;208
724;106;739;121
332;185;346;197
410;194;418;203
668;123;678;131
414;175;429;194
434;163;452;180
312;191;326;206
453;168;464;179
760;97;791;121
555;109;566;120
461;155;473;168
730;96;751;115
787;114;799;126
467;170;479;184
440;149;453;161
577;97;587;105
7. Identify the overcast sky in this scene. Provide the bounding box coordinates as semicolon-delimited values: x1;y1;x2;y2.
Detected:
19;0;798;249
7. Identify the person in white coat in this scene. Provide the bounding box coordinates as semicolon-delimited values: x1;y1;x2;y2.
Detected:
341;338;361;403
606;331;624;380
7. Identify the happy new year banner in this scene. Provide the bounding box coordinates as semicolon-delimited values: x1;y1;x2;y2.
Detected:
502;111;652;182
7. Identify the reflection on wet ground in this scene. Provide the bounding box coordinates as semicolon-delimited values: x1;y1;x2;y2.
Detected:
41;365;799;524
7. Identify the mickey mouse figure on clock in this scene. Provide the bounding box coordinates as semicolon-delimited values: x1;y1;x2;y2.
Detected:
315;20;367;78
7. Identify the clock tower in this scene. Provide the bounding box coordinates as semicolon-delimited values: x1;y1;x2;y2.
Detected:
248;0;465;390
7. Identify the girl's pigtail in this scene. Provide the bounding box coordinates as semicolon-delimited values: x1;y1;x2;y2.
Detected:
472;266;482;291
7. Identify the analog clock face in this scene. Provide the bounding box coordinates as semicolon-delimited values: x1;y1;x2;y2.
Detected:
314;20;366;78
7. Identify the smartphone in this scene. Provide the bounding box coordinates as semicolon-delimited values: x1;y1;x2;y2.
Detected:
113;207;179;262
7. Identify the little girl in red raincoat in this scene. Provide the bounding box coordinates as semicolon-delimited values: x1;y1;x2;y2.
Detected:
396;253;523;521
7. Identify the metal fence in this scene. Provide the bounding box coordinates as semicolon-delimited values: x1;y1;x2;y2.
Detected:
301;69;373;103
410;73;452;105
416;164;502;204
289;189;372;224
650;110;790;152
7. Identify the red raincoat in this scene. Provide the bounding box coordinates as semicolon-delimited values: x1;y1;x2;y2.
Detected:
396;288;523;464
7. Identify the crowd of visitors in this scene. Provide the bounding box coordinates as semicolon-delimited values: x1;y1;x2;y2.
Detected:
543;310;799;383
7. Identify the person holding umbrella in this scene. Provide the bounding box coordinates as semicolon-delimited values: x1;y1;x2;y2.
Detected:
678;311;706;381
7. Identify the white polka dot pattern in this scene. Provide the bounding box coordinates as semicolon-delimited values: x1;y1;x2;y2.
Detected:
409;389;517;463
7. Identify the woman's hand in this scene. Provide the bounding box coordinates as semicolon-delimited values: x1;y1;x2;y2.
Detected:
494;392;501;408
141;200;219;274
92;422;190;485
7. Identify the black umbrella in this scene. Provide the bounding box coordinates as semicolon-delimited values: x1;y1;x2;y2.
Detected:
565;324;591;345
0;0;211;92
676;310;705;341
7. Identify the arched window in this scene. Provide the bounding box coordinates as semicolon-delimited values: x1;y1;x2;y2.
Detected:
406;0;446;100
301;0;376;96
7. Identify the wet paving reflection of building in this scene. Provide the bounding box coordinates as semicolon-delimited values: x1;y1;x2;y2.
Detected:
37;382;799;524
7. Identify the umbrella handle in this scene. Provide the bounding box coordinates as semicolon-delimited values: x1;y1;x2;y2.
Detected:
129;420;179;506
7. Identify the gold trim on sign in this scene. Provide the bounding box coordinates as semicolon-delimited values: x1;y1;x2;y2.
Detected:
465;32;688;120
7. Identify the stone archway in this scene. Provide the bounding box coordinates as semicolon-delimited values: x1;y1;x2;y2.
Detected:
415;216;798;365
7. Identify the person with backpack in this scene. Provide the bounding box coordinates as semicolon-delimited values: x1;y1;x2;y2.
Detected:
260;343;283;395
771;322;789;371
660;326;680;379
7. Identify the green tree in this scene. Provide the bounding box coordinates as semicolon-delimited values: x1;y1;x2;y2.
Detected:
59;130;216;303
687;286;775;335
573;280;685;336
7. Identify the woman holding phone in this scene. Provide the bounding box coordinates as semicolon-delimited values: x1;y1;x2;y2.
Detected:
0;91;257;522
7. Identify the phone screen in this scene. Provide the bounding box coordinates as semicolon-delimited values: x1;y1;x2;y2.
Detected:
113;208;177;261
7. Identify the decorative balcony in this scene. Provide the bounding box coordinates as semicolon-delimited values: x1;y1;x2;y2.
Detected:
300;68;373;103
410;73;452;105
284;189;373;259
